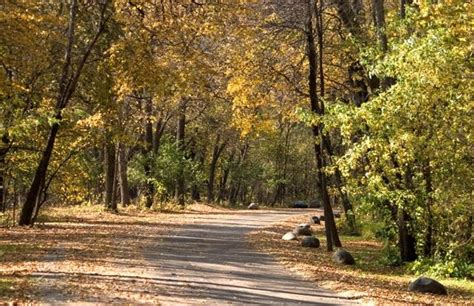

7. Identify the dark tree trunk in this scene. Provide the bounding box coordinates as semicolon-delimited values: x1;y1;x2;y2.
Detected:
399;210;417;262
306;0;341;251
143;98;154;208
175;101;186;206
217;151;234;203
153;112;170;155
372;0;388;52
423;161;433;257
104;140;117;211
400;0;413;18
118;143;130;206
0;136;9;213
398;165;417;262
207;135;225;203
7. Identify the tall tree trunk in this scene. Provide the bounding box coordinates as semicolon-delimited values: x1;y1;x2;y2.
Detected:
0;136;9;213
217;151;234;203
398;164;417;262
423;161;433;257
104;139;117;211
175;100;186;206
399;210;417;261
306;0;342;251
372;0;388;52
143;97;154;208
207;135;225;203
118;143;130;206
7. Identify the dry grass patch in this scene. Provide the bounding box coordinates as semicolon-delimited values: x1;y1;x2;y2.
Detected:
248;212;473;305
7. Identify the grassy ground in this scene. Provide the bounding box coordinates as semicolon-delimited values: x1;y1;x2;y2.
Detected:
247;212;473;304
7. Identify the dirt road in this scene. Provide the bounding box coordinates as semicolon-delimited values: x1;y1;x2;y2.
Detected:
143;209;355;305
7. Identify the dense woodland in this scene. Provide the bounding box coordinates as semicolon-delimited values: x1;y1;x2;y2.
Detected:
0;0;472;278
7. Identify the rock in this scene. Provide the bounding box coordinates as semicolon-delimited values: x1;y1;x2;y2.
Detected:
309;216;320;225
334;212;341;218
292;200;308;209
248;203;259;210
320;215;325;221
333;249;356;265
301;236;320;248
282;231;298;241
408;277;447;295
293;223;312;236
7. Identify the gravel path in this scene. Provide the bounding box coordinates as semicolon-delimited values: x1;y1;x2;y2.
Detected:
143;209;356;305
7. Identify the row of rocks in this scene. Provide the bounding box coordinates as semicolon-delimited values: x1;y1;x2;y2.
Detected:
280;220;448;296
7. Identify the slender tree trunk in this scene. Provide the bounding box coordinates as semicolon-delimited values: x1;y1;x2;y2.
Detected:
306;0;341;251
372;0;388;52
398;165;417;262
104;139;117;211
175;100;186;206
0;138;8;212
423;161;433;257
399;210;417;261
118;143;130;206
217;151;234;203
207;135;225;203
143;97;154;209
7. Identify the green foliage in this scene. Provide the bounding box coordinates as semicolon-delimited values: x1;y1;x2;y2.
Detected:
327;0;473;273
128;138;205;202
409;257;474;279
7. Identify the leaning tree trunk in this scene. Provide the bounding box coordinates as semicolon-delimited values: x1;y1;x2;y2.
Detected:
306;0;341;251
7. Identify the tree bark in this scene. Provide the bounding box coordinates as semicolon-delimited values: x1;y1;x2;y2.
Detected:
372;0;388;53
175;100;186;206
422;161;433;257
104;139;117;211
207;135;225;203
306;0;342;251
399;210;417;261
118;143;130;206
143;97;154;209
0;135;9;213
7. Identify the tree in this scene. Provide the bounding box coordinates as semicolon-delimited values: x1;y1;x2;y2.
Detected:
19;0;109;225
